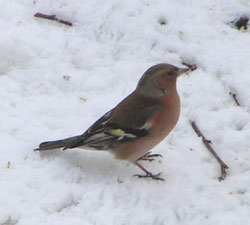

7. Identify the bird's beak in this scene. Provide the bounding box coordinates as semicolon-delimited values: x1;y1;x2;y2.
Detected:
177;67;190;76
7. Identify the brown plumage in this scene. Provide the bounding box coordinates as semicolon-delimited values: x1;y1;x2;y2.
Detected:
35;63;190;180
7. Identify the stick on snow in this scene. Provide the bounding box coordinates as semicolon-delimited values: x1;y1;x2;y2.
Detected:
34;13;73;26
190;120;229;181
229;92;240;106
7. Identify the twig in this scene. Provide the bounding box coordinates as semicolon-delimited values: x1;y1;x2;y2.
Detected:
190;120;229;181
235;16;249;30
182;62;197;71
229;92;240;106
34;13;73;26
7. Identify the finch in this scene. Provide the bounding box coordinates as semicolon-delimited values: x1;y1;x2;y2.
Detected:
35;63;190;181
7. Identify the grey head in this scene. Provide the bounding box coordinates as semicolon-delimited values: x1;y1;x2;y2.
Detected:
136;63;189;97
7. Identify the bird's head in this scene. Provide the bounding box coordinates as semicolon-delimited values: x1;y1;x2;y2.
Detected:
136;63;189;97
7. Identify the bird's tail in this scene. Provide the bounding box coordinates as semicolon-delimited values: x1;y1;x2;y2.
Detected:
35;135;84;151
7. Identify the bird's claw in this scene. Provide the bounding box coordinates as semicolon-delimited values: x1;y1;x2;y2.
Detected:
134;172;164;181
137;151;163;162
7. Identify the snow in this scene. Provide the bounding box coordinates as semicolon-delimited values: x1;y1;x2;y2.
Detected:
1;0;250;224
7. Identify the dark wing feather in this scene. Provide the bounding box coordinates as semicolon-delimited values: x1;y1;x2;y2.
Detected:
81;105;159;150
36;93;161;151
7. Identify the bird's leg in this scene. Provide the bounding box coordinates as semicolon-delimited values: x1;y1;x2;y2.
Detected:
137;151;163;162
134;161;164;181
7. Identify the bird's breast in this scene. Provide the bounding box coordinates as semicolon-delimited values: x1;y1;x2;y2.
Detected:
150;93;180;138
112;93;180;162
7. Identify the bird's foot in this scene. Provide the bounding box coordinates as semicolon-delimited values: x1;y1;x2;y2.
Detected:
134;172;164;181
134;162;164;181
137;151;163;162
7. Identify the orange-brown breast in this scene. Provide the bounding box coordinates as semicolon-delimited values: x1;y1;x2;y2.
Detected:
111;92;180;162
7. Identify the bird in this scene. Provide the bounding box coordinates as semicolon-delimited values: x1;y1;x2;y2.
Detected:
35;63;190;181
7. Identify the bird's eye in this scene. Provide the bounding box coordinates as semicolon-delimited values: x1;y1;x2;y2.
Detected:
167;71;175;76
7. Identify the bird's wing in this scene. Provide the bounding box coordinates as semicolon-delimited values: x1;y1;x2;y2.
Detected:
81;105;160;150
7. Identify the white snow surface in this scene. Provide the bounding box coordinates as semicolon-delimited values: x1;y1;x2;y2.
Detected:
1;0;250;224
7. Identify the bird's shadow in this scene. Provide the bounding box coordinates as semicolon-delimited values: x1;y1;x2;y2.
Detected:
37;149;130;182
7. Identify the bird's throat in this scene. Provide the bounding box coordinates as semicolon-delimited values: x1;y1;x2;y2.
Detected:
162;88;172;95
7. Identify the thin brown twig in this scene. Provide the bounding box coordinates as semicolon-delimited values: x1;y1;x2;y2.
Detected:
34;13;73;26
229;92;240;106
182;62;197;71
190;120;229;181
235;16;249;30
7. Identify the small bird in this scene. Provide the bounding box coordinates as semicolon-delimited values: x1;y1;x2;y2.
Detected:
35;63;190;181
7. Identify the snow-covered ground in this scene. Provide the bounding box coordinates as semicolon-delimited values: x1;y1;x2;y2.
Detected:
1;0;250;224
